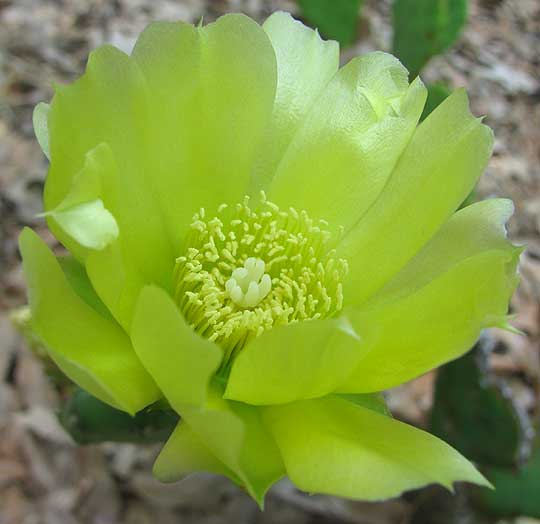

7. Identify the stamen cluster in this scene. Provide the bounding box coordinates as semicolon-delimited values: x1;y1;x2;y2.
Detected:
174;193;348;362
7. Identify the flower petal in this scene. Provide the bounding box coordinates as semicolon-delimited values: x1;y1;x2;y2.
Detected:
49;200;118;251
44;46;173;331
224;317;366;405
153;420;241;484
32;102;50;160
45;45;174;289
43;142;146;331
338;199;520;393
179;384;285;507
131;14;277;248
364;198;517;303
267;52;426;233
57;255;114;321
85;241;146;332
250;11;339;190
263;396;490;501
19;228;160;414
43;144;119;253
131;286;222;408
338;89;494;306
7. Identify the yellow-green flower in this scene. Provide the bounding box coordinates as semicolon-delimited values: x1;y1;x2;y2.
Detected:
21;12;519;506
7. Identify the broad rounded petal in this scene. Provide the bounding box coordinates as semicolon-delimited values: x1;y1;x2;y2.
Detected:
32;102;50;160
225;317;366;405
45;45;174;290
19;228;160;415
339;200;520;393
131;15;277;247
339;89;494;306
131;286;222;408
268;52;427;233
179;384;285;507
263;396;490;501
154;421;241;484
250;11;339;190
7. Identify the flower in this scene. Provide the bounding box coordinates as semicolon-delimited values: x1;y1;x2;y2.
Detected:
21;11;520;506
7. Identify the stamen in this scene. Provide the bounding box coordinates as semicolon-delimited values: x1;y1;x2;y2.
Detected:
174;193;348;361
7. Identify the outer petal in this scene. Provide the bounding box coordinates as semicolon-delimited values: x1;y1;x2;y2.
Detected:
32;102;50;160
267;52;427;233
154;421;241;484
339;89;494;306
131;286;222;408
85;241;145;332
250;11;339;190
263;396;490;501
46;45;173;289
131;15;277;248
44;142;146;331
176;385;285;507
365;198;517;302
338;392;391;417
48;200;118;251
57;255;114;321
224;317;366;405
339;199;520;393
19;228;160;414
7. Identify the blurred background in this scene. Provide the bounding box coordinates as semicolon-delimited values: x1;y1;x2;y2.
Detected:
0;1;539;523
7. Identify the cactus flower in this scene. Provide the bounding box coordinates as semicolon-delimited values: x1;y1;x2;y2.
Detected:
21;12;520;506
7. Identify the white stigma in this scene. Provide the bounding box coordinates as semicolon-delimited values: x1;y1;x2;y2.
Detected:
174;193;348;357
225;257;272;308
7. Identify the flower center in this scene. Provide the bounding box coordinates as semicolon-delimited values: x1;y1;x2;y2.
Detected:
226;257;272;308
174;193;348;362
